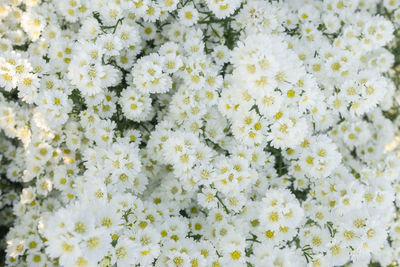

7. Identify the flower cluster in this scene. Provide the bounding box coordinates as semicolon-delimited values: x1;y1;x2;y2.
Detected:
2;0;400;266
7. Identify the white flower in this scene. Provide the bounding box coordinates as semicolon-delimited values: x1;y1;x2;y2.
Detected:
119;86;152;121
113;237;140;267
131;53;172;94
178;4;199;27
205;0;243;19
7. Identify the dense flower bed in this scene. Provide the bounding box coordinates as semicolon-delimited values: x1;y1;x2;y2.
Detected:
2;0;400;266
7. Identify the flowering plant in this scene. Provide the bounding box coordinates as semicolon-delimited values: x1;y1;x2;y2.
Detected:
2;0;400;266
